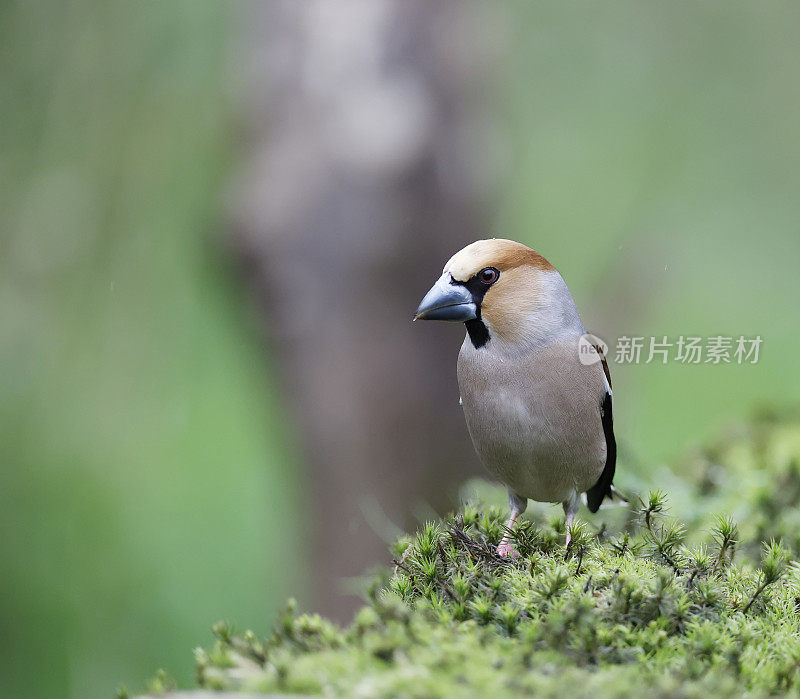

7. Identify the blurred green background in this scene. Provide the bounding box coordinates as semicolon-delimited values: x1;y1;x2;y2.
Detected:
1;1;798;697
0;3;305;697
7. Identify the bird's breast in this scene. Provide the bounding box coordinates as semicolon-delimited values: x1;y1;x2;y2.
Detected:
456;337;606;503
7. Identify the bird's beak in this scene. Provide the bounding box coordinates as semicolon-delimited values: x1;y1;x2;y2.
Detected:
414;272;477;322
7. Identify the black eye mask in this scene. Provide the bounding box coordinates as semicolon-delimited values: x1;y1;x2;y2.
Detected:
451;267;499;349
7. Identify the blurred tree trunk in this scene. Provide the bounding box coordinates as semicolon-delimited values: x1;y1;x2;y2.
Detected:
230;0;500;619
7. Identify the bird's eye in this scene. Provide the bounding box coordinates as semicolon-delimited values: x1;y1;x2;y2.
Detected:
478;267;499;285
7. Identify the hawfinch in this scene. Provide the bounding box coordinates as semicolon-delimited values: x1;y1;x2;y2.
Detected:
415;239;616;557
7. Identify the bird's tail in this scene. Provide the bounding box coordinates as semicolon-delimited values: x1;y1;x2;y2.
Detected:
582;485;628;510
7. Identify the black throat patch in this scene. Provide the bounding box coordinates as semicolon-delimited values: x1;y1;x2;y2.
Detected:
465;319;490;348
454;275;494;349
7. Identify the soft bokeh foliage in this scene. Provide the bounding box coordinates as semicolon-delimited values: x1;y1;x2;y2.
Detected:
0;3;304;697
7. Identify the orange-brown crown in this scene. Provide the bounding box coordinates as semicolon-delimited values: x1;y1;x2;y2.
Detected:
444;238;554;282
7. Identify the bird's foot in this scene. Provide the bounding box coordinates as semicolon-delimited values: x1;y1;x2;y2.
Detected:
497;541;520;559
393;544;412;575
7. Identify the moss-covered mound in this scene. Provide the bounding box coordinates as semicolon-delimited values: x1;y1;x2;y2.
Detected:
138;415;800;698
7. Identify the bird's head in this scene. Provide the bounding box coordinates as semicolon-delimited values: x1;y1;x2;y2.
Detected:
415;239;580;350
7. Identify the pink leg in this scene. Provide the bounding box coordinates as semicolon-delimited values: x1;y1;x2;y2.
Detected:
563;492;580;547
565;510;575;546
393;545;410;575
497;508;521;558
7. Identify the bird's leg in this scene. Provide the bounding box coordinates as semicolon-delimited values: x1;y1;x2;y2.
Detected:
563;492;581;547
497;508;521;558
393;544;412;576
497;491;527;558
564;512;575;547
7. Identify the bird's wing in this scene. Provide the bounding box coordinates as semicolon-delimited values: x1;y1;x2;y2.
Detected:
585;356;617;513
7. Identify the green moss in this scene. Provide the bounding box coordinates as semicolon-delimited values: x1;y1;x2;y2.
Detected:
145;416;800;697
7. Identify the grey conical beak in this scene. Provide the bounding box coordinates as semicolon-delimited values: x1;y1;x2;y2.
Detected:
414;273;477;322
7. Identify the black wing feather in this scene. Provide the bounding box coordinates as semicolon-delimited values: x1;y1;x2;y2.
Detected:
586;362;616;513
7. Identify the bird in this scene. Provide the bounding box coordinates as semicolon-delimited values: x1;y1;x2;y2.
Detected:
414;238;617;557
